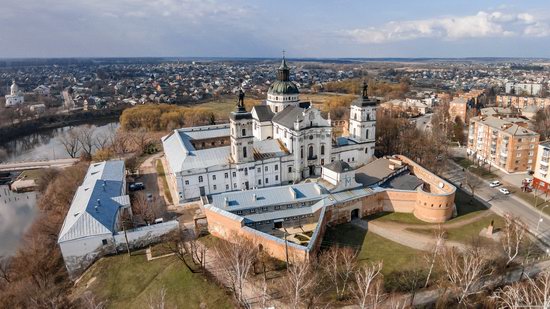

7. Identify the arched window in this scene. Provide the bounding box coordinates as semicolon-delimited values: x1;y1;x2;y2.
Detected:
275;106;279;113
321;145;325;155
308;145;314;159
243;147;247;158
366;113;370;121
365;129;369;139
242;128;246;136
354;114;357;120
365;148;368;154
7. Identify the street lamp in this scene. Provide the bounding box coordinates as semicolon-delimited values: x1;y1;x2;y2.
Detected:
537;205;549;233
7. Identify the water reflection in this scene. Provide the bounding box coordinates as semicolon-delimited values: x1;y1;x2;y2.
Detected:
0;185;37;256
1;121;119;162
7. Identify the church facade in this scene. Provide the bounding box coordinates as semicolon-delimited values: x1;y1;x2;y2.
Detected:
5;80;24;107
163;58;377;203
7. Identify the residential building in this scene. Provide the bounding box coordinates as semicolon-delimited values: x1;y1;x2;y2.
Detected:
505;82;543;96
449;97;468;123
532;142;550;193
467;116;539;173
496;95;550;110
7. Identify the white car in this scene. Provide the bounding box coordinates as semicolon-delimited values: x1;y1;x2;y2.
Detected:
489;181;501;188
523;178;533;183
499;188;510;195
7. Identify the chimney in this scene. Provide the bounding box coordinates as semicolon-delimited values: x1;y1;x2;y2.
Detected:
224;197;229;207
289;186;297;200
102;180;106;191
95;199;101;212
252;194;257;201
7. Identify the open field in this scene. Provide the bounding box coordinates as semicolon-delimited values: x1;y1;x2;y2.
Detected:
73;252;234;309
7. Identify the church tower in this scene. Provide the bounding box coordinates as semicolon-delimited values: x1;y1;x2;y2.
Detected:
349;81;377;156
230;89;254;163
266;54;300;114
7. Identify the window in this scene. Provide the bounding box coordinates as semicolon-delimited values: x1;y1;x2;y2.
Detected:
225;172;228;178
243;147;247;158
232;172;236;177
275;164;278;171
226;184;229;190
265;166;268;172
366;129;369;139
288;166;292;173
242;128;246;136
198;176;203;183
265;178;269;184
275;175;279;181
213;185;217;190
321;145;325;155
308;145;314;158
257;167;261;173
258;179;262;185
102;239;108;246
212;175;216;180
185;180;189;185
244;169;248;176
321;159;324;165
517;153;521;158
233;183;237;188
301;147;304;159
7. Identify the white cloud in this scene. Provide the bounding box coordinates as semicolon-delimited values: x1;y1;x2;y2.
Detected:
344;11;550;44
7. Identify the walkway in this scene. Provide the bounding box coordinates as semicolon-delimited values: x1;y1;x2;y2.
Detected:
0;158;79;171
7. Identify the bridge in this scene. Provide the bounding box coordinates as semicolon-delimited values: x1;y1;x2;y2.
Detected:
0;158;80;172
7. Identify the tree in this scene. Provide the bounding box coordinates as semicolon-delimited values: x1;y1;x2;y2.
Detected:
320;246;357;300
492;270;550;308
351;262;384;309
500;215;526;266
59;128;81;158
0;255;12;284
76;125;96;159
464;170;483;202
213;235;258;307
148;287;167;309
424;226;445;288
283;261;322;309
438;246;493;305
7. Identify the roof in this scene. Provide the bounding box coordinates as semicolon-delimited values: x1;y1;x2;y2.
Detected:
272;105;304;129
252;105;275;122
324;160;352;173
210;183;328;211
352;95;378;107
382;173;423;190
268;80;299;94
355;157;406;187
253;139;288;160
58;160;127;243
472;116;538;137
180;124;229;140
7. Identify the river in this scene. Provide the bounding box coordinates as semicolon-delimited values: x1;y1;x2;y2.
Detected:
0;120;118;256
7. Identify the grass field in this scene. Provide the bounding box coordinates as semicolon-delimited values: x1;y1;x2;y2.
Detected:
321;223;423;276
74;252;234;309
155;159;173;205
452;157;497;179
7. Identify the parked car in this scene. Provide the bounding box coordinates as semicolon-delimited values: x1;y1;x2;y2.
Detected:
489;181;501;188
129;182;145;191
499;188;510;195
523;178;533;184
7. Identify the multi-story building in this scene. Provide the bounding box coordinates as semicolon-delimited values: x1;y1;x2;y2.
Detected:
449;97;468;123
163;58;377;203
505;82;543;96
532;142;550;193
496;95;550;110
467;116;539;173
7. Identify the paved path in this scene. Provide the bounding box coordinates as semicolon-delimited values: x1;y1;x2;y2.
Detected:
0;158;79;171
443;160;550;248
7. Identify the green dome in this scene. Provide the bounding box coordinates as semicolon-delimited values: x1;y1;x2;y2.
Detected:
268;80;299;95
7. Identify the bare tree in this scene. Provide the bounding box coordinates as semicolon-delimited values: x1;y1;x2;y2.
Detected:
213;235;258;307
148;287;167;309
320;246;357;300
351;261;384;309
59;128;81;158
284;261;321;309
439;246;492;305
0;255;12;284
76;125;96;158
94;131;111;151
424;226;445;288
501;215;527;266
131;128;151;154
79;291;106;309
464;170;483;202
492;270;550;308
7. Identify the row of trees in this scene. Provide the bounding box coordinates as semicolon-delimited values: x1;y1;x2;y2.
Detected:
319;78;410;101
119;104;218;132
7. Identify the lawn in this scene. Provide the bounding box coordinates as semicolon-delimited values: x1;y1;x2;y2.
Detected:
321;223;423;276
74;252;234;309
452;157;497;179
364;212;429;225
156;159;173;205
513;189;550;216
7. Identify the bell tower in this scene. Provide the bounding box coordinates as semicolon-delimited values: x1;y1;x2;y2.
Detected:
230;89;254;163
349;81;377;156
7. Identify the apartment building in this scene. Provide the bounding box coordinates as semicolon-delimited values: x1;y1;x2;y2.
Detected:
467;116;539;173
449;97;468;123
532;142;550;193
496;95;550;109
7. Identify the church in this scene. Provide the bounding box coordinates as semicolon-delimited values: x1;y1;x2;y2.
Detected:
5;80;24;107
162;57;377;203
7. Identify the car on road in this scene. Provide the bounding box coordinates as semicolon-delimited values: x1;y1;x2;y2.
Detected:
129;182;145;191
499;188;510;195
523;178;533;184
489;181;501;188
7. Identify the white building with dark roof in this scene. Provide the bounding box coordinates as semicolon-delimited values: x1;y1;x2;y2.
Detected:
163;58;377;203
5;80;24;107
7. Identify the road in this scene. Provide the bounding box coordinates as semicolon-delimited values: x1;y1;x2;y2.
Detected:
0;158;80;172
414;113;433;131
443;161;550;248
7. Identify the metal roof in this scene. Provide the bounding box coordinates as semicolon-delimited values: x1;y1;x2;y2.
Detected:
252;105;275;122
58;160;127;243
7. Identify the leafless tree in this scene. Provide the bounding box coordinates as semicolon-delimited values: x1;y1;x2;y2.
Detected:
424;226;445;288
94;131;111;151
439;246;493;305
131;128;151;154
320;246;357;300
464;170;483;202
131;192;156;225
79;291;106;309
0;255;12;284
213;235;258;307
148;287;167;309
284;261;321;309
501;215;527;266
351;261;384;309
492;270;550;308
76;125;96;158
59;128;81;158
112;131;132;154
182;235;207;269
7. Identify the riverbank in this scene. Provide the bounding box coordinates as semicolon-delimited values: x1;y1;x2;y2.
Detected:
0;107;126;144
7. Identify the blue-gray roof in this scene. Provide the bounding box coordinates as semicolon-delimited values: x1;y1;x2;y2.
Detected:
58;160;127;243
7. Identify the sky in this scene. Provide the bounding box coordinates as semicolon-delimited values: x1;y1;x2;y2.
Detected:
1;0;550;58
